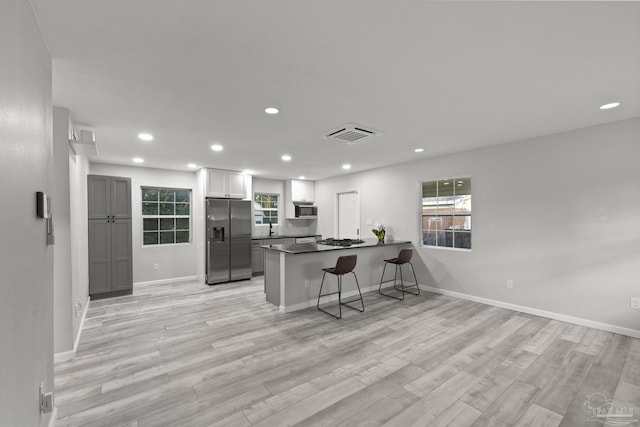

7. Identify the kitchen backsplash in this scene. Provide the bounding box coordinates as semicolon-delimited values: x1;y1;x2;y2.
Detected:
252;219;317;237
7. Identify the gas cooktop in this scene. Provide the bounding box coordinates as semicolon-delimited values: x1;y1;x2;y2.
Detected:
316;238;365;247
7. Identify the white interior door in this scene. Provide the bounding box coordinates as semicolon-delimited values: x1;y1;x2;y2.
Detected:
337;191;360;239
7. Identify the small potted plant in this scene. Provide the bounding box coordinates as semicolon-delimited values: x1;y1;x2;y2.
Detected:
372;224;385;243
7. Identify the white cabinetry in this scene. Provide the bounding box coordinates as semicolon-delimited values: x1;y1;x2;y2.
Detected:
205;169;247;199
289;179;314;203
285;179;315;219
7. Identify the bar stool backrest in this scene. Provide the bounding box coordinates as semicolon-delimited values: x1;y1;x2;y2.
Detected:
397;248;413;264
333;255;357;275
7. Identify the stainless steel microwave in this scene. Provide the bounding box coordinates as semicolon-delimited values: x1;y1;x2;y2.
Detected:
295;204;317;218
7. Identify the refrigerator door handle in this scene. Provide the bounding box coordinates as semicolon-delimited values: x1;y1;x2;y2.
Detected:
207;240;211;274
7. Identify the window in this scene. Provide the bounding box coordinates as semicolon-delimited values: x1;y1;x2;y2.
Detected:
421;178;471;249
142;187;191;245
254;193;278;225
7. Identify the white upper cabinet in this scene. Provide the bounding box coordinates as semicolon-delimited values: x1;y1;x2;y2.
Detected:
206;169;247;199
289;179;314;203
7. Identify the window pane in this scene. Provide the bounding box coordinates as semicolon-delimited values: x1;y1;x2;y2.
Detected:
176;231;189;243
454;231;471;249
143;232;159;245
254;211;264;224
438;179;454;197
142;188;159;202
454;178;471;196
266;212;278;224
160;231;175;244
175;190;190;203
176;218;189;230
442;231;454;247
142;202;158;215
175;203;190;215
160;218;175;230
143;218;158;231
159;190;174;202
422;181;438;198
159;203;174;215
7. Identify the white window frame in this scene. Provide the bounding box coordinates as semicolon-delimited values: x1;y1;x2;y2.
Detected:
141;187;192;246
420;177;471;251
254;192;279;226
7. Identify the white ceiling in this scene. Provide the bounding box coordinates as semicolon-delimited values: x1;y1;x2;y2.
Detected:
31;1;640;180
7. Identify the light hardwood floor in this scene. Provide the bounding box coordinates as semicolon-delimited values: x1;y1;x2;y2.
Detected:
55;278;640;426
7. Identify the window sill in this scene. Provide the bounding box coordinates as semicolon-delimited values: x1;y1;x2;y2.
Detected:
420;245;471;252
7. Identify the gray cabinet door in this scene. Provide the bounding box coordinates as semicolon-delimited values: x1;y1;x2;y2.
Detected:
111;219;133;291
88;175;131;219
111;177;132;218
88;176;111;219
88;219;111;294
252;244;264;274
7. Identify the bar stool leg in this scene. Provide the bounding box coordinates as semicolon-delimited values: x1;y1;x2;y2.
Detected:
317;272;342;319
338;275;342;319
340;272;364;312
378;263;388;295
399;262;420;296
379;261;405;301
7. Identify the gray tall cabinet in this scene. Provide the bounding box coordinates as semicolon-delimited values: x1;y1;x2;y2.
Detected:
88;175;133;298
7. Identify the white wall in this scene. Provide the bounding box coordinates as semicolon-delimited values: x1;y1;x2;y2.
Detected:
316;118;640;334
52;107;73;354
252;178;317;237
90;163;201;284
51;106;90;360
69;147;89;346
0;0;54;425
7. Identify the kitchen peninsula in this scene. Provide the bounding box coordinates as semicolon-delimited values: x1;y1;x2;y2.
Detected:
264;239;412;312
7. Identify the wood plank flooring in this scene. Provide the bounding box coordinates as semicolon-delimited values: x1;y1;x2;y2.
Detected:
55;278;640;426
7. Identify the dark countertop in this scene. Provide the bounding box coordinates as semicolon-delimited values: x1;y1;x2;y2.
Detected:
262;239;411;254
252;234;320;240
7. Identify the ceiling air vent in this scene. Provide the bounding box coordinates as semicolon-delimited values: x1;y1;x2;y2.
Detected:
325;123;381;145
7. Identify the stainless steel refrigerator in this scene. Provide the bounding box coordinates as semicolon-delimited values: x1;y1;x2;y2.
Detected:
206;199;252;285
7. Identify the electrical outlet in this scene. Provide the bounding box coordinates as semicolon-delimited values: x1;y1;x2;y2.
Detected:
506;279;514;289
630;297;640;310
153;263;160;271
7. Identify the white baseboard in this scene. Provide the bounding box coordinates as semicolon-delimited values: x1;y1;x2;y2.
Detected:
54;295;90;363
48;406;57;427
279;282;640;338
421;285;640;339
134;275;200;286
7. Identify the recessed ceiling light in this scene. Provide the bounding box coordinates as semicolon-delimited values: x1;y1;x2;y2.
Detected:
211;144;223;152
298;176;306;180
132;157;144;163
187;163;197;169
342;164;351;170
138;133;153;141
599;102;620;110
243;170;254;175
265;107;279;115
281;154;292;161
414;148;424;153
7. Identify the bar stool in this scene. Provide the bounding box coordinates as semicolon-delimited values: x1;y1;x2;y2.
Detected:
378;248;420;300
317;254;365;319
